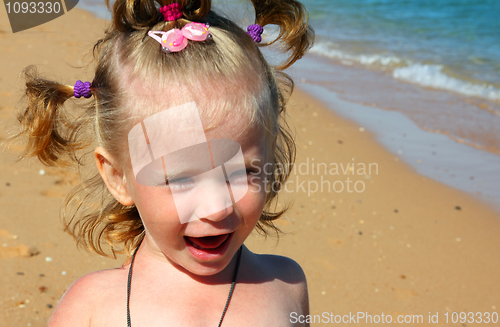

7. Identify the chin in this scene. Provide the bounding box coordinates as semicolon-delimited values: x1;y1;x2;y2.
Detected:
190;264;227;276
177;255;233;277
183;244;241;277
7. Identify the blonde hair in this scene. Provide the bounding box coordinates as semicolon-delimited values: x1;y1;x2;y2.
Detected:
15;0;314;257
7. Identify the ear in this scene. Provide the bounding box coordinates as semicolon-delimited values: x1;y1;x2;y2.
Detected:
94;147;134;206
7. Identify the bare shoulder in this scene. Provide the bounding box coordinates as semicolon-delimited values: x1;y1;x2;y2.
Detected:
242;247;309;313
47;266;128;327
246;249;307;283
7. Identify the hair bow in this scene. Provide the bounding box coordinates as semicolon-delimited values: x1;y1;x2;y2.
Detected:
148;22;210;53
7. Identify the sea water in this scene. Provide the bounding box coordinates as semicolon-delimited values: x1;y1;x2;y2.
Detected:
304;0;500;101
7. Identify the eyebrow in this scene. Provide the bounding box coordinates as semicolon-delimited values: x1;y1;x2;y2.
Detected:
162;166;209;179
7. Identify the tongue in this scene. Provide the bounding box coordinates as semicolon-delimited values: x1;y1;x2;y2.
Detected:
186;234;229;249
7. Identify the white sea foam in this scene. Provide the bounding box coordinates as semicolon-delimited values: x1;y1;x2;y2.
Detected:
310;41;500;102
393;64;500;101
309;41;402;67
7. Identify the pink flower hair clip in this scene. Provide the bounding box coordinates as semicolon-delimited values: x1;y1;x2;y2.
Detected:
148;22;211;53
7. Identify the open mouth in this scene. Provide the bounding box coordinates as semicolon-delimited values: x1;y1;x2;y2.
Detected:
183;232;233;260
184;233;232;251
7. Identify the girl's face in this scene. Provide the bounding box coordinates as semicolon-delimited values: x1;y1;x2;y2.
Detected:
124;104;270;276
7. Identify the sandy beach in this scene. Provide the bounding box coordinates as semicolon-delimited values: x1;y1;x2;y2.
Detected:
1;7;499;327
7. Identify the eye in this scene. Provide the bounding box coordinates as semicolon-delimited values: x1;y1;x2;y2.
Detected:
228;168;258;184
167;177;195;191
229;169;246;182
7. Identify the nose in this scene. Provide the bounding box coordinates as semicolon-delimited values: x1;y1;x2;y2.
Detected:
199;204;234;223
190;166;234;221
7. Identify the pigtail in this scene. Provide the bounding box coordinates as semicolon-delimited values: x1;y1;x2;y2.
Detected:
106;0;211;32
177;0;211;22
16;66;90;167
107;0;160;32
250;0;314;70
244;0;313;234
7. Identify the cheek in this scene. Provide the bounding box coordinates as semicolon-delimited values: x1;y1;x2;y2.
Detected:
132;184;180;224
235;178;267;225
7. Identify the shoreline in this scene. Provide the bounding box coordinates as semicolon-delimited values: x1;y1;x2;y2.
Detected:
293;54;500;156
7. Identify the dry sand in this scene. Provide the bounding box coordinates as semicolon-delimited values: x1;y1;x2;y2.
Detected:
1;7;499;327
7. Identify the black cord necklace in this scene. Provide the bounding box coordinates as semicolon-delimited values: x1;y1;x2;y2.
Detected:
126;246;243;327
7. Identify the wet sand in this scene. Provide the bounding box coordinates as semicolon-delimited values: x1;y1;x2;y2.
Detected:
1;7;499;327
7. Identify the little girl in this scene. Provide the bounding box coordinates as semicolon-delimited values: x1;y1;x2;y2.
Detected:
17;0;314;325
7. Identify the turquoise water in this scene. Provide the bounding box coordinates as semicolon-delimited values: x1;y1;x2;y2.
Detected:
303;0;500;100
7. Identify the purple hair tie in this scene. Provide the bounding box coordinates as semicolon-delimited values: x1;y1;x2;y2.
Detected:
160;3;182;22
247;24;264;43
74;80;92;98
